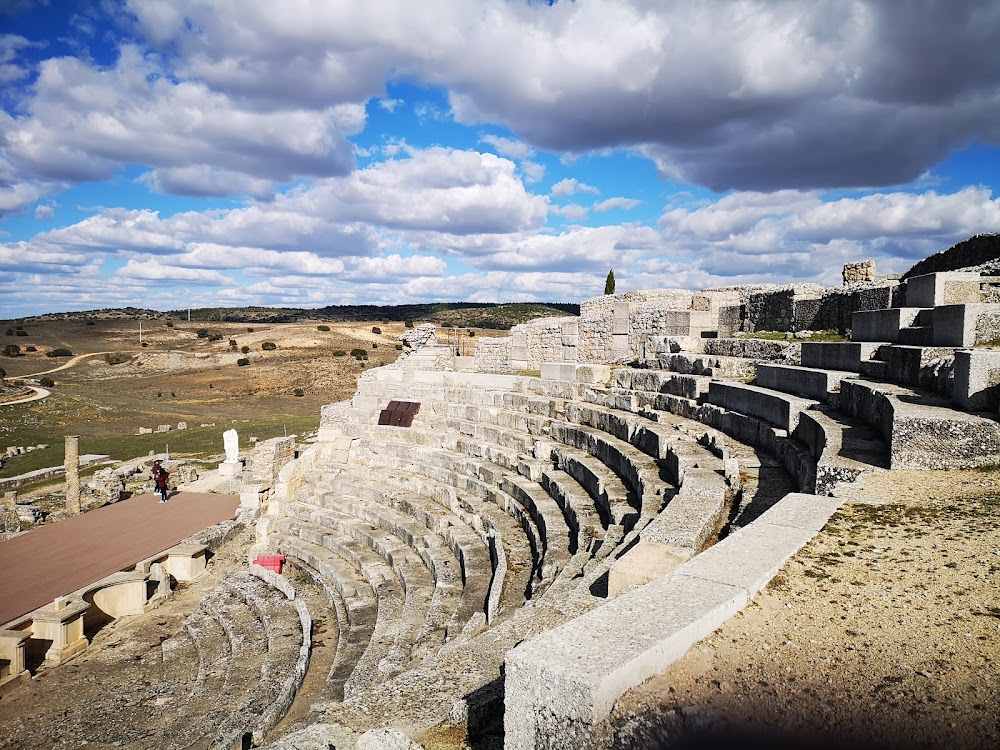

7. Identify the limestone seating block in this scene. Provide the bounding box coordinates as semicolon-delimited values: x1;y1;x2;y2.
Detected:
639;468;727;552
872;345;955;388
550;422;666;519
551;446;635;530
905;271;985;307
953;348;1000;412
707;380;818;432
932;304;994;347
851;307;925;342
539;469;606;554
800;341;884;372
501;475;575;577
326;481;492;625
839;378;1000;469
755;363;856;403
611;369;710;400
503;492;843;750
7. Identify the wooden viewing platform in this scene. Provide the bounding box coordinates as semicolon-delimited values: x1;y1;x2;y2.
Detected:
0;491;240;626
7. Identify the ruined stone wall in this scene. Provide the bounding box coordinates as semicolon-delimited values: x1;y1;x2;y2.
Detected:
473;336;512;373
742;283;898;333
581;290;696;363
248;436;296;486
508;316;578;371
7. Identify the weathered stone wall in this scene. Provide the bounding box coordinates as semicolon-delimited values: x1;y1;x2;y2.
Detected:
744;285;823;332
507;316;578;371
581;290;698;363
473;336;512;373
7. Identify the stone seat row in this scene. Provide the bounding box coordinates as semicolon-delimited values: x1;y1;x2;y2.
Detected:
156;569;309;749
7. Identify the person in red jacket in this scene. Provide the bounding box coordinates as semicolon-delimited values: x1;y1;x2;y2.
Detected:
151;460;170;503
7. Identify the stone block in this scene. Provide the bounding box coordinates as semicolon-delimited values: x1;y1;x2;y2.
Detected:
540;362;577;381
906;272;984;307
137;427;152;435
931;304;988;347
176;421;187;430
800;341;883;372
851;307;924;342
706;381;817;432
953;349;1000;412
156;424;172;433
755;363;855;402
843;260;876;284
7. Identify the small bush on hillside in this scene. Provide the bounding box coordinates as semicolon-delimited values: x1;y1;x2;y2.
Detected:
372;342;378;349
261;341;277;351
229;339;237;347
166;321;174;328
104;352;132;365
293;388;305;397
40;377;54;388
241;345;250;354
237;358;250;367
25;346;36;352
317;325;330;332
86;321;95;326
141;341;148;347
247;327;254;333
371;326;381;334
468;331;475;337
404;320;414;328
395;344;403;350
208;333;224;342
0;367;5;378
350;348;368;360
333;350;346;357
196;329;209;338
47;348;73;357
14;330;27;337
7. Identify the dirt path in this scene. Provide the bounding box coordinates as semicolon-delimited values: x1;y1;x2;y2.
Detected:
18;351;119;378
0;386;49;406
599;468;1000;750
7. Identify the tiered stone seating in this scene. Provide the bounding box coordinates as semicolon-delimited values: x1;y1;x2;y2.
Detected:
155;570;308;748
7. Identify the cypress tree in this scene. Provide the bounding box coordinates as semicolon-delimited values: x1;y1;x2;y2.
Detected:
604;269;616;295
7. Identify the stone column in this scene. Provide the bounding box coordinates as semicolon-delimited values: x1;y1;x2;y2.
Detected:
64;435;80;513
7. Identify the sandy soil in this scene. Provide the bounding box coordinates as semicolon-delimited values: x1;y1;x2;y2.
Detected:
599;469;1000;750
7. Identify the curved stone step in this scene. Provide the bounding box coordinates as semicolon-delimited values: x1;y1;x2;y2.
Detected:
322;476;493;628
706;380;819;433
269;533;378;701
274;517;412;699
286;503;448;660
549;444;635;531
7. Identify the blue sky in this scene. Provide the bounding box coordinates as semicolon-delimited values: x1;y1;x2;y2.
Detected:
1;0;999;319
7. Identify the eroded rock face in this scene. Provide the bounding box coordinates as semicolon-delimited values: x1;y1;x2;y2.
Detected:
843;260;876;285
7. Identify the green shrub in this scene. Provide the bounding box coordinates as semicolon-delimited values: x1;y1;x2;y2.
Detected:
372;342;378;349
3;344;20;357
166;321;174;328
293;388;305;397
350;348;368;358
196;329;209;338
0;367;5;379
468;331;475;337
25;346;36;352
395;344;403;351
104;352;132;365
141;341;149;347
208;333;224;342
228;339;237;347
317;325;330;332
333;350;346;357
247;327;254;333
14;330;27;337
371;326;382;334
86;321;95;326
404;320;414;328
237;358;250;367
46;348;72;357
241;345;250;354
40;377;54;388
261;341;277;351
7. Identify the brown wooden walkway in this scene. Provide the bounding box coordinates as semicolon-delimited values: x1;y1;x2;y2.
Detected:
0;491;239;626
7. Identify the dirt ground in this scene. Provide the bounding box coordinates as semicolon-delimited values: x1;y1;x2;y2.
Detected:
600;469;1000;750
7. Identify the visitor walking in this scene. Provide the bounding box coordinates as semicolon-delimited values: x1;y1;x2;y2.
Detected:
152;460;170;503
